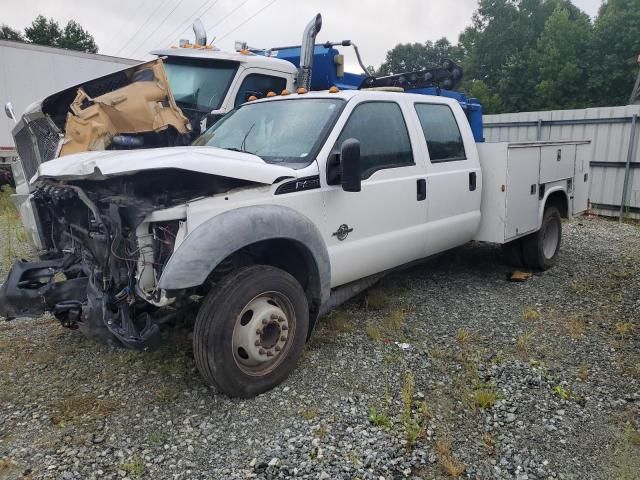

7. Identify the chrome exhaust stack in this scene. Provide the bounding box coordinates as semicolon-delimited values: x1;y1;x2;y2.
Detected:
298;13;322;91
193;18;207;46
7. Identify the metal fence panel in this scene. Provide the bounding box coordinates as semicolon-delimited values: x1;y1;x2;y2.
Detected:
484;105;640;219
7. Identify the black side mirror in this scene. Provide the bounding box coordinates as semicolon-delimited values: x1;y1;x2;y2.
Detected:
340;138;361;192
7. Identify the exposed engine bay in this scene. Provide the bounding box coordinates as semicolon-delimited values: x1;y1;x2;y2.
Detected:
0;170;252;349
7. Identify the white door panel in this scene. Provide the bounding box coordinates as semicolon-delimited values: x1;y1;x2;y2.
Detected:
410;102;482;256
324;168;427;287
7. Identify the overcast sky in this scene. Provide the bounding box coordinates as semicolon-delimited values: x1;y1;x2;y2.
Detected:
1;0;603;70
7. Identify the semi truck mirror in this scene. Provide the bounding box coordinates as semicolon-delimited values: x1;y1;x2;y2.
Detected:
340;138;361;192
4;102;16;123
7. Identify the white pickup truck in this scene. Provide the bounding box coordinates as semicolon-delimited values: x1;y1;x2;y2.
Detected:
0;88;589;397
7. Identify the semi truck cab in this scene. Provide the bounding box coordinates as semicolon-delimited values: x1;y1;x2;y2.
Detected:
155;47;297;133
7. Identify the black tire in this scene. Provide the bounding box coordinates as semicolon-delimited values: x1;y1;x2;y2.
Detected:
502;239;524;267
193;265;308;398
522;206;562;270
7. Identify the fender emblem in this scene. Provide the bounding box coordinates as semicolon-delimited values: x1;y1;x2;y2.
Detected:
332;224;353;241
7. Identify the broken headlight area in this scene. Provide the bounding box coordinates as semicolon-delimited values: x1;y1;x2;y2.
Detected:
0;170;244;349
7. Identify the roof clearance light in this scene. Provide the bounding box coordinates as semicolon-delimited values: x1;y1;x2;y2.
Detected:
281;89;291;96
297;87;308;94
266;91;276;97
329;86;340;93
248;95;258;101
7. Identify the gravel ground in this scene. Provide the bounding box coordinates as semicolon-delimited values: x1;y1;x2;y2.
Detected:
0;216;639;480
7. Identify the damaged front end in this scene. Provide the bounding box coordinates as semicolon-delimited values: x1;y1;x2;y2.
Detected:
12;59;192;184
0;169;251;349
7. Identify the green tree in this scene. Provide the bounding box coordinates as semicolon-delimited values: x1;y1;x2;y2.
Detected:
57;20;97;53
0;25;24;42
589;0;640;106
378;38;461;76
529;7;593;109
24;15;98;53
24;15;61;47
458;0;589;112
463;79;504;113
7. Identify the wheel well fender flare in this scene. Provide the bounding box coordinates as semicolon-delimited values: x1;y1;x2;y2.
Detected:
157;205;331;305
539;186;569;227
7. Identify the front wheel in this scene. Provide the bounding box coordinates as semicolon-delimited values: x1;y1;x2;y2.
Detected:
522;206;562;270
193;265;309;397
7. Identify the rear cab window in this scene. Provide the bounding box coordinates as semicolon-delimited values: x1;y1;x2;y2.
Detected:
414;103;466;162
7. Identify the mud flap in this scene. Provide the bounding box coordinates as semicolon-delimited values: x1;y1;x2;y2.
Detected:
0;259;87;320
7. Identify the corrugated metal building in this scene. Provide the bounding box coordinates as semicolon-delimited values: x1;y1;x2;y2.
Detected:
484;105;640;219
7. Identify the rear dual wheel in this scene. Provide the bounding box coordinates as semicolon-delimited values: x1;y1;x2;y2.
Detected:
503;206;562;271
193;265;308;398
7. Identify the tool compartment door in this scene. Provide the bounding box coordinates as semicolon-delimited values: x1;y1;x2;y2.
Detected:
540;144;576;183
505;146;541;240
572;142;591;215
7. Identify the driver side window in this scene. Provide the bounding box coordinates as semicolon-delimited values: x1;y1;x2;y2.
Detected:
235;74;287;106
334;101;413;179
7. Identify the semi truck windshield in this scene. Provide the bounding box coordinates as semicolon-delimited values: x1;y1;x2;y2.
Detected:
164;58;238;111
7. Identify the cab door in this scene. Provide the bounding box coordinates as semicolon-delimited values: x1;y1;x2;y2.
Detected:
411;102;482;254
319;99;429;288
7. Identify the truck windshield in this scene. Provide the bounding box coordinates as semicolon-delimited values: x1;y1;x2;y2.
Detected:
194;98;344;166
164;58;238;112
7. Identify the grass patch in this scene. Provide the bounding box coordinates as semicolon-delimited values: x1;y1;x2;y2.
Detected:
365;288;389;310
368;405;391;429
516;331;534;353
0;186;31;273
120;456;144;479
565;315;586;339
435;437;465;477
322;311;354;336
366;308;406;342
615;322;634;340
301;406;319;421
552;384;572;400
400;371;427;449
148;431;166;446
611;423;640;480
576;363;589;381
313;424;328;439
50;394;116;426
473;387;498;410
522;306;540;321
0;457;13;473
481;433;496;453
454;328;471;347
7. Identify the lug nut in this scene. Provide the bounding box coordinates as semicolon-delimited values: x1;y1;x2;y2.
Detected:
259;348;266;355
281;325;288;331
266;351;274;357
275;346;281;352
262;318;268;325
280;335;287;341
271;314;279;320
256;328;263;334
254;340;260;346
278;317;286;323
